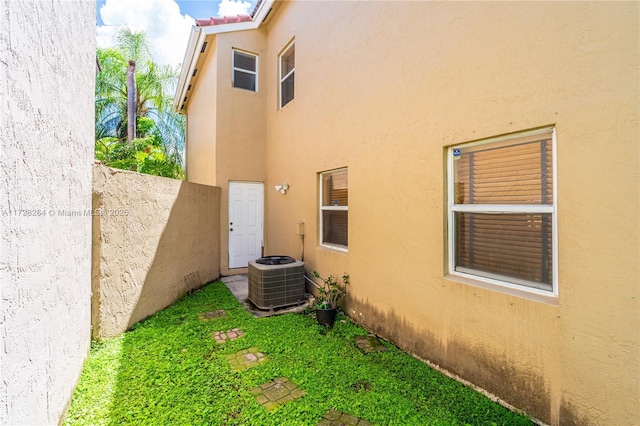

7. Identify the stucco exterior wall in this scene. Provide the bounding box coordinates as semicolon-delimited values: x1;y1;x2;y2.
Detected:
92;165;221;339
185;37;218;186
0;1;95;424
186;30;267;275
259;2;639;425
215;30;267;275
182;1;639;424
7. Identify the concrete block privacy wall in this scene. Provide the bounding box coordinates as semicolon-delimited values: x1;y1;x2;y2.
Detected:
0;1;95;424
92;165;221;339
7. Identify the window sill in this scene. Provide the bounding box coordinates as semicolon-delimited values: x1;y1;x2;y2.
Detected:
445;272;558;306
232;87;258;94
319;243;348;254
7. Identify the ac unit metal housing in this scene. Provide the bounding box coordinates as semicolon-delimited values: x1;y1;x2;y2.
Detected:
248;256;305;310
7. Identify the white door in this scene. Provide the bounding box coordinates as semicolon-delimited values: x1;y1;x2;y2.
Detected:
228;182;264;268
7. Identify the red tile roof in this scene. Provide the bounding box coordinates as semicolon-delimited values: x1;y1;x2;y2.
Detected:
195;14;253;27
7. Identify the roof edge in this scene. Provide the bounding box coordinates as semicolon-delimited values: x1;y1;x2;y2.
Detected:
173;25;202;111
195;14;252;27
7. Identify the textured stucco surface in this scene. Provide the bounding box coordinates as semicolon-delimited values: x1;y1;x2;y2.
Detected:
0;1;95;424
92;165;221;339
185;30;267;275
182;1;639;424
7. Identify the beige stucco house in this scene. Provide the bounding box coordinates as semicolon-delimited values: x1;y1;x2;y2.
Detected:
174;1;639;424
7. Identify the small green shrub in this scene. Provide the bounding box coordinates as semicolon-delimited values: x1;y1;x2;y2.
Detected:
312;271;348;309
95;134;184;179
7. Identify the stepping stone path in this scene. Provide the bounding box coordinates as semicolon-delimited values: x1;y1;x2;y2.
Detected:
213;328;244;343
198;309;227;320
225;348;267;371
354;335;388;354
250;377;305;411
318;409;372;425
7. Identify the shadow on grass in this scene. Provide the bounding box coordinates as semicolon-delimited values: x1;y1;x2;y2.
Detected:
65;282;534;425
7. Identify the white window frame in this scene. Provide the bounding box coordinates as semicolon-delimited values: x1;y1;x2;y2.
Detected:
320;168;348;252
446;127;558;301
232;49;258;92
278;40;295;108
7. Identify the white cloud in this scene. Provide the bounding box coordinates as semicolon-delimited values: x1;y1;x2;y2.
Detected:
217;0;251;17
97;0;195;67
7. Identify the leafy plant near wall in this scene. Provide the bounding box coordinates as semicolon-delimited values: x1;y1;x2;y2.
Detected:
94;133;184;179
312;271;348;309
64;282;533;426
96;28;184;179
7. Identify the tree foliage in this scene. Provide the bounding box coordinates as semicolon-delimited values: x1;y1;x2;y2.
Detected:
96;28;184;179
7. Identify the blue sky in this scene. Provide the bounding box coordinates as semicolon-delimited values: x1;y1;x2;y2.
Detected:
96;0;258;66
96;0;233;26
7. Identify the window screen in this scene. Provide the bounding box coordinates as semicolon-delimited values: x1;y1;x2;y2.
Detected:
320;169;348;248
233;50;257;92
279;42;295;107
450;128;555;291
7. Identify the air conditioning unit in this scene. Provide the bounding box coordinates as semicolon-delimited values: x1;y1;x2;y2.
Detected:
248;256;305;310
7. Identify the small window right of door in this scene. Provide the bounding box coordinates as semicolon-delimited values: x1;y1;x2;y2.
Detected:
320;168;348;250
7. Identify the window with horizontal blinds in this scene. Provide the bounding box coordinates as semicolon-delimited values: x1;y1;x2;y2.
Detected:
322;171;348;207
449;128;555;292
455;213;553;287
454;134;553;205
323;210;348;247
320;169;348;248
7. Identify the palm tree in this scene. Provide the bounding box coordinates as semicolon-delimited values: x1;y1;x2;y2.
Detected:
126;60;136;143
95;28;185;160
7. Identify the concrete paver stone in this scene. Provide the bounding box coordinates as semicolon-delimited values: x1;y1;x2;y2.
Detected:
213;328;244;343
198;310;227;320
319;409;372;425
251;377;305;411
354;335;388;353
224;348;267;371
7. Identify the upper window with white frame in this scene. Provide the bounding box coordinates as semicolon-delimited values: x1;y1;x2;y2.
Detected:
279;41;295;108
448;127;556;294
232;49;257;92
320;168;348;249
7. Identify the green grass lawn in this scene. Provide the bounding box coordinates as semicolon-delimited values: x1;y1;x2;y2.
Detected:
64;281;532;425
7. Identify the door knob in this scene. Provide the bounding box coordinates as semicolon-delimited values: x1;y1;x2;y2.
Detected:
230;228;233;232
